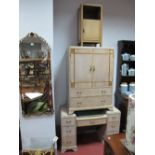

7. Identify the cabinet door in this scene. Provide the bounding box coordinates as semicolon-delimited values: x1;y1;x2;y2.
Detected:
83;19;101;42
92;49;111;88
70;48;93;88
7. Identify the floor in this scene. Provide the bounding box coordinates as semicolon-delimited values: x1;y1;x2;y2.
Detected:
57;132;104;155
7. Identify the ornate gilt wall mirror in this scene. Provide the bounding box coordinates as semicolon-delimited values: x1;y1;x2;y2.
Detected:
19;32;53;116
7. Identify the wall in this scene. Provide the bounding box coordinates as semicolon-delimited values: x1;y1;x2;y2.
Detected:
19;0;56;150
53;0;135;125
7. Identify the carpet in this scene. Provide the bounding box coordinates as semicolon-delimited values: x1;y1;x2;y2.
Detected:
57;132;104;155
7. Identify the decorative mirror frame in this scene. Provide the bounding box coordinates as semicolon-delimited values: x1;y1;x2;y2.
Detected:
19;32;53;116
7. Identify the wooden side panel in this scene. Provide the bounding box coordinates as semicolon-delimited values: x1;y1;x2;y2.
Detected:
80;4;83;46
110;49;114;85
69;48;75;88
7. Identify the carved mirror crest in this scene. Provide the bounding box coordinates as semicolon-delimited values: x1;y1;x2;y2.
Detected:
19;32;53;116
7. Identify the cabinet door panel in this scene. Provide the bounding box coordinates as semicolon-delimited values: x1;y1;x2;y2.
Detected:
83;19;101;41
92;51;110;88
70;48;93;88
75;53;92;81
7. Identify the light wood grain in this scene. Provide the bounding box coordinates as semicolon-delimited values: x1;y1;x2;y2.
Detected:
79;4;102;45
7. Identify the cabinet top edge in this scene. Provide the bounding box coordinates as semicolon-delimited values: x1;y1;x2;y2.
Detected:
69;46;114;50
81;3;103;7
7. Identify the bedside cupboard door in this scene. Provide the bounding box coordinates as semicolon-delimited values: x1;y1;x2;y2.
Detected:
83;19;101;42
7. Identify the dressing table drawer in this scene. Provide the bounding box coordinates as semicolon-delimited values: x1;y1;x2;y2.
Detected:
76;116;107;127
61;126;76;137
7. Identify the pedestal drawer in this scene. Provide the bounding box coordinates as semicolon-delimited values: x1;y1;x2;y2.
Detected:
69;96;112;109
106;128;120;135
61;126;76;137
107;114;120;122
107;121;120;130
61;117;76;126
106;121;120;135
70;87;112;97
61;135;76;147
76;116;107;127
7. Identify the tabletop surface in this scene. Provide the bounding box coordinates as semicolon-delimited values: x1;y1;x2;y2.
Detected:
104;133;133;155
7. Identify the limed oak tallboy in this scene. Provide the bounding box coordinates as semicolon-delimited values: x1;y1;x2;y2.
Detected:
68;46;114;114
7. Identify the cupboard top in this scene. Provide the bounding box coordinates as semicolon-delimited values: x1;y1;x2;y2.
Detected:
69;46;114;50
81;3;103;7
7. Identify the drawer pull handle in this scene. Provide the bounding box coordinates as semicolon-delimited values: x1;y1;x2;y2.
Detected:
66;130;71;133
111;125;116;128
101;90;106;94
66;120;71;124
67;141;71;144
101;100;105;103
76;91;82;95
89;120;95;124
